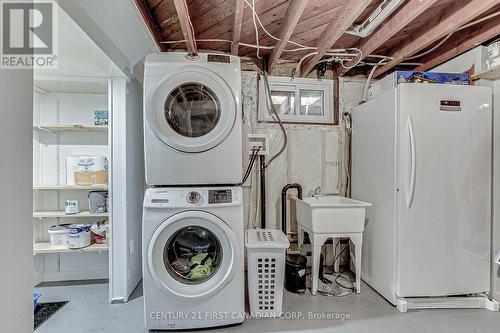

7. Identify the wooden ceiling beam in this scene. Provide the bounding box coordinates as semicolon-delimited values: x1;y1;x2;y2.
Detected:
173;0;197;55
373;0;499;78
299;0;372;77
231;0;245;55
267;0;308;73
332;0;440;78
133;0;168;51
415;16;500;72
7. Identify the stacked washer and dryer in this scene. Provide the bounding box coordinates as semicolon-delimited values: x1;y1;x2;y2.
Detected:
142;53;245;330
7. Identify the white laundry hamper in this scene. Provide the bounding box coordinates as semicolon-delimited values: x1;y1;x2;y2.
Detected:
245;229;290;317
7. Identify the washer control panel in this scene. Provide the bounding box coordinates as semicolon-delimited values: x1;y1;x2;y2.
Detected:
208;189;232;204
144;187;241;208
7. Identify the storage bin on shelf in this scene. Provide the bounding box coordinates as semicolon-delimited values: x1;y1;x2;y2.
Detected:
66;155;108;185
245;229;289;318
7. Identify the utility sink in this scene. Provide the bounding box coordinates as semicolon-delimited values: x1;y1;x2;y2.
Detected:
292;196;372;233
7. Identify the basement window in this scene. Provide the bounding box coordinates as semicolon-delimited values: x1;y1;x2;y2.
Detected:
258;76;334;124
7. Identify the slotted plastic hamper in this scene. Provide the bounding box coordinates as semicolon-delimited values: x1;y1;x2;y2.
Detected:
245;229;290;317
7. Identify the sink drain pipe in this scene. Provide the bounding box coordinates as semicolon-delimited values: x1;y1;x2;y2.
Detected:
281;183;303;240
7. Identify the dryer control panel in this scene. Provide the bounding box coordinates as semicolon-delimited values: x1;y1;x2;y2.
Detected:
144;187;242;208
208;189;232;204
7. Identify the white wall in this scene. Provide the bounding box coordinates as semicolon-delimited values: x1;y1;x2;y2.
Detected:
241;72;364;237
0;69;33;331
35;4;125;78
492;78;500;300
58;0;158;79
109;78;144;303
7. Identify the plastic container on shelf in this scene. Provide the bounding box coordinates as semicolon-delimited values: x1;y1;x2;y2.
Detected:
48;225;69;247
245;229;290;318
89;190;108;213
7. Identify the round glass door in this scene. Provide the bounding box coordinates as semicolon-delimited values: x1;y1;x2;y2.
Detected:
164;226;222;284
165;84;221;138
147;68;236;153
148;211;240;301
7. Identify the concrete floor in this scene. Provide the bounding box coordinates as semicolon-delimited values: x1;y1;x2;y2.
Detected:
35;280;500;333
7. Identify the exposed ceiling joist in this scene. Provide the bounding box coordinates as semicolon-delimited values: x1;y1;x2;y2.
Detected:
333;0;439;78
300;0;373;77
415;15;500;71
267;0;309;73
173;0;198;55
374;0;499;78
134;0;168;51
231;0;245;55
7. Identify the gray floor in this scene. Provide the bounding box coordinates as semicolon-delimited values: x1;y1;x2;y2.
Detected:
35;280;500;333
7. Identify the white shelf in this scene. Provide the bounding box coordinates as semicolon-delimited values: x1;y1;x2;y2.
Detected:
33;242;109;254
472;64;500;80
34;75;108;94
33;211;109;218
33;125;108;132
33;184;108;190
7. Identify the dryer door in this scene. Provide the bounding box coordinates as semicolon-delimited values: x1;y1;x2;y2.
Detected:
147;67;237;153
148;210;240;301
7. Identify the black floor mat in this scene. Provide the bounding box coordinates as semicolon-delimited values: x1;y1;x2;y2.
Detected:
34;301;68;330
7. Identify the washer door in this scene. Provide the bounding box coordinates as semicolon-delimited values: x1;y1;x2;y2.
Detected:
148;211;239;301
147;67;236;153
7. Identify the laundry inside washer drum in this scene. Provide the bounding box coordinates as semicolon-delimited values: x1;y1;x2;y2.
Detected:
164;226;223;284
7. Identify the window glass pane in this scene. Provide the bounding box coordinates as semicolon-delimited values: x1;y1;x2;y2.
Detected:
299;90;324;116
270;90;295;116
163;226;222;284
164;83;220;138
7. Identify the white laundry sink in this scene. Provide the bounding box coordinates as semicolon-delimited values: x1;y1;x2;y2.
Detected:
292;196;372;233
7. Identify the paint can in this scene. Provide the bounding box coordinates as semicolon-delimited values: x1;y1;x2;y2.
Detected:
48;225;69;247
67;224;92;249
64;200;80;215
89;190;108;214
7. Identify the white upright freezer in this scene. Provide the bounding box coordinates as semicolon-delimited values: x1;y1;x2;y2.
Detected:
352;83;495;310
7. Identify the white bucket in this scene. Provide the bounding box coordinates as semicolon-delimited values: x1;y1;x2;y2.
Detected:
48;225;69;247
67;224;91;249
66;155;107;185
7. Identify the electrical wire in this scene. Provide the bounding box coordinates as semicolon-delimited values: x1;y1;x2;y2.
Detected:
261;60;288;169
251;0;262;59
340;48;364;70
243;0;310;50
332;243;355;292
363;58;387;102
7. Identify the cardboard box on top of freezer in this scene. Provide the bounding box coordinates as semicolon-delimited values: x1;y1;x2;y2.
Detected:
487;40;500;69
369;71;469;100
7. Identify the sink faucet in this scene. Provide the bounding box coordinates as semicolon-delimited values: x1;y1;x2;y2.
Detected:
314;186;323;198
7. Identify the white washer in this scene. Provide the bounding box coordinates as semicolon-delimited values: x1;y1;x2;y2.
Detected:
142;187;245;330
144;53;243;186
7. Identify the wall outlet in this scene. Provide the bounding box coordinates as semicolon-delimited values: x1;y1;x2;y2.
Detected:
248;134;268;155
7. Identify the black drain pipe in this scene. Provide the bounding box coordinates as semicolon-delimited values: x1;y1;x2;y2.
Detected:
260;155;266;229
281;183;303;239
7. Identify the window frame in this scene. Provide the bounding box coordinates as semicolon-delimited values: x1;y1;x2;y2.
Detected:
258;76;335;125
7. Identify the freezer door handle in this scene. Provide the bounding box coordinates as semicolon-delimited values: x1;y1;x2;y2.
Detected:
406;117;416;209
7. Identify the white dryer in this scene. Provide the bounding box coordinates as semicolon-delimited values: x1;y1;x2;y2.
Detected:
143;53;243;186
142;187;245;330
